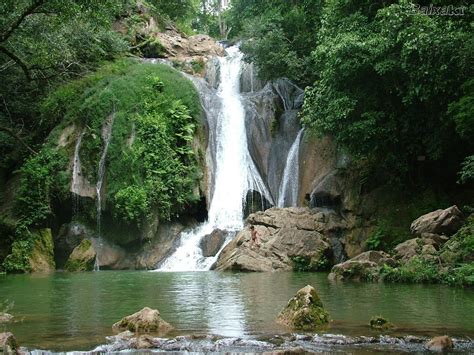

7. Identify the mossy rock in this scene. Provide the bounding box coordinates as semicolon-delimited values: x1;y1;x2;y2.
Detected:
64;239;96;272
112;307;174;334
277;285;330;330
29;229;56;273
369;316;394;330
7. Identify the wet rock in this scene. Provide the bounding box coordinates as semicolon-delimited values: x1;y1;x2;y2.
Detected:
200;229;226;257
411;205;463;236
277;285;329;330
112;307;174;334
29;228;55;273
64;239;96;272
328;251;397;281
0;332;18;354
0;313;13;324
369;316;394;330
425;335;453;352
215;208;342;272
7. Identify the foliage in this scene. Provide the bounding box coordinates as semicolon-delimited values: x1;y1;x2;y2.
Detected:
458;155;474;185
290;255;330;272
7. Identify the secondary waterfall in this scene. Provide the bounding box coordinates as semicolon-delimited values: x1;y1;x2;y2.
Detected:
157;46;272;272
94;113;115;271
71;130;84;214
277;129;304;207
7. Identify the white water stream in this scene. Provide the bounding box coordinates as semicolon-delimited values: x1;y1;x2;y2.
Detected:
157;46;272;271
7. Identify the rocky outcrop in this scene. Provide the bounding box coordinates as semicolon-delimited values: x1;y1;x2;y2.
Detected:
215;208;344;272
0;332;18;354
425;336;453;352
393;237;440;263
112;307;173;334
64;239;96;271
29;229;55;273
328;251;397;281
410;205;463;236
277;285;329;330
200;229;227;257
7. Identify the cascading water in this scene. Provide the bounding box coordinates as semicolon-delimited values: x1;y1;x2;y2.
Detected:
94;113;115;271
71;130;85;214
157;46;272;272
277;129;304;207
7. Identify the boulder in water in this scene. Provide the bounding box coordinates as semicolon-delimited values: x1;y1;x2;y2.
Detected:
410;205;463;236
0;332;18;354
0;313;13;324
369;316;394;330
328;251;397;281
200;229;227;257
112;307;174;334
425;336;453;352
64;239;96;271
277;285;329;330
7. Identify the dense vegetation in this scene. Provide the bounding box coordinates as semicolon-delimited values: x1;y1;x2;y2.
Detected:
227;0;473;187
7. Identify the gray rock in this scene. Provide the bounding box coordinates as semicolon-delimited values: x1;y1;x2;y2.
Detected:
411;205;463;236
0;332;18;354
0;313;13;324
328;251;397;281
200;229;227;257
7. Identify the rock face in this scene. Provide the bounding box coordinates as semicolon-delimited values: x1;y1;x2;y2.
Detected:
64;239;96;271
328;251;397;281
425;336;453;352
29;229;55;273
215;208;344;272
200;229;227;257
410;205;463;236
277;285;329;330
0;332;18;354
112;307;173;334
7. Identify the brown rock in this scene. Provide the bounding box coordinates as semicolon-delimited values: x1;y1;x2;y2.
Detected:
112;307;173;334
200;229;227;257
328;251;397;281
0;332;18;354
425;335;453;352
411;206;463;236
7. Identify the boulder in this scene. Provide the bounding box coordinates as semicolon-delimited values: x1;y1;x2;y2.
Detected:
112;307;173;334
277;285;329;330
328;251;397;281
369;316;394;330
0;313;13;324
29;229;55;273
425;335;453;352
0;332;18;354
410;206;463;236
215;208;342;272
200;229;227;257
64;239;96;272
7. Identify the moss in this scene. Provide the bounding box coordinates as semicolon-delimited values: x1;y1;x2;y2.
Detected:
64;239;95;272
369;316;394;330
290;254;330;272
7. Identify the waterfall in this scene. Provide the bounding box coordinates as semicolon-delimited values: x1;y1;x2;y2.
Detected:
94;113;115;271
156;46;272;272
71;129;85;214
277;129;304;208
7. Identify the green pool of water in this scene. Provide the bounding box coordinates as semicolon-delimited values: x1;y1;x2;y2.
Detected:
0;271;473;351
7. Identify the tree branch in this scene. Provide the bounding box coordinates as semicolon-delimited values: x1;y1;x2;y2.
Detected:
0;46;31;80
0;0;46;43
0;126;37;155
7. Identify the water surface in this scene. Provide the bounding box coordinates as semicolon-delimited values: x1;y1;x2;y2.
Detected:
1;271;473;351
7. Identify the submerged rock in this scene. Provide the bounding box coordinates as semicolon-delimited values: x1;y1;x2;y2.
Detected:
328;251;397;281
64;239;96;272
369;316;394;331
0;332;18;354
277;285;329;330
0;313;13;324
112;307;174;334
215;208;343;272
425;335;453;352
411;205;463;236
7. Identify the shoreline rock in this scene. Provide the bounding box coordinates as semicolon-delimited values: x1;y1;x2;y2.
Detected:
112;307;174;334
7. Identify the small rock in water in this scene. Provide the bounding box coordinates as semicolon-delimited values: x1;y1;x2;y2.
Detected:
425;335;453;352
0;313;13;324
112;307;174;334
369;316;394;330
277;285;329;330
0;332;18;354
